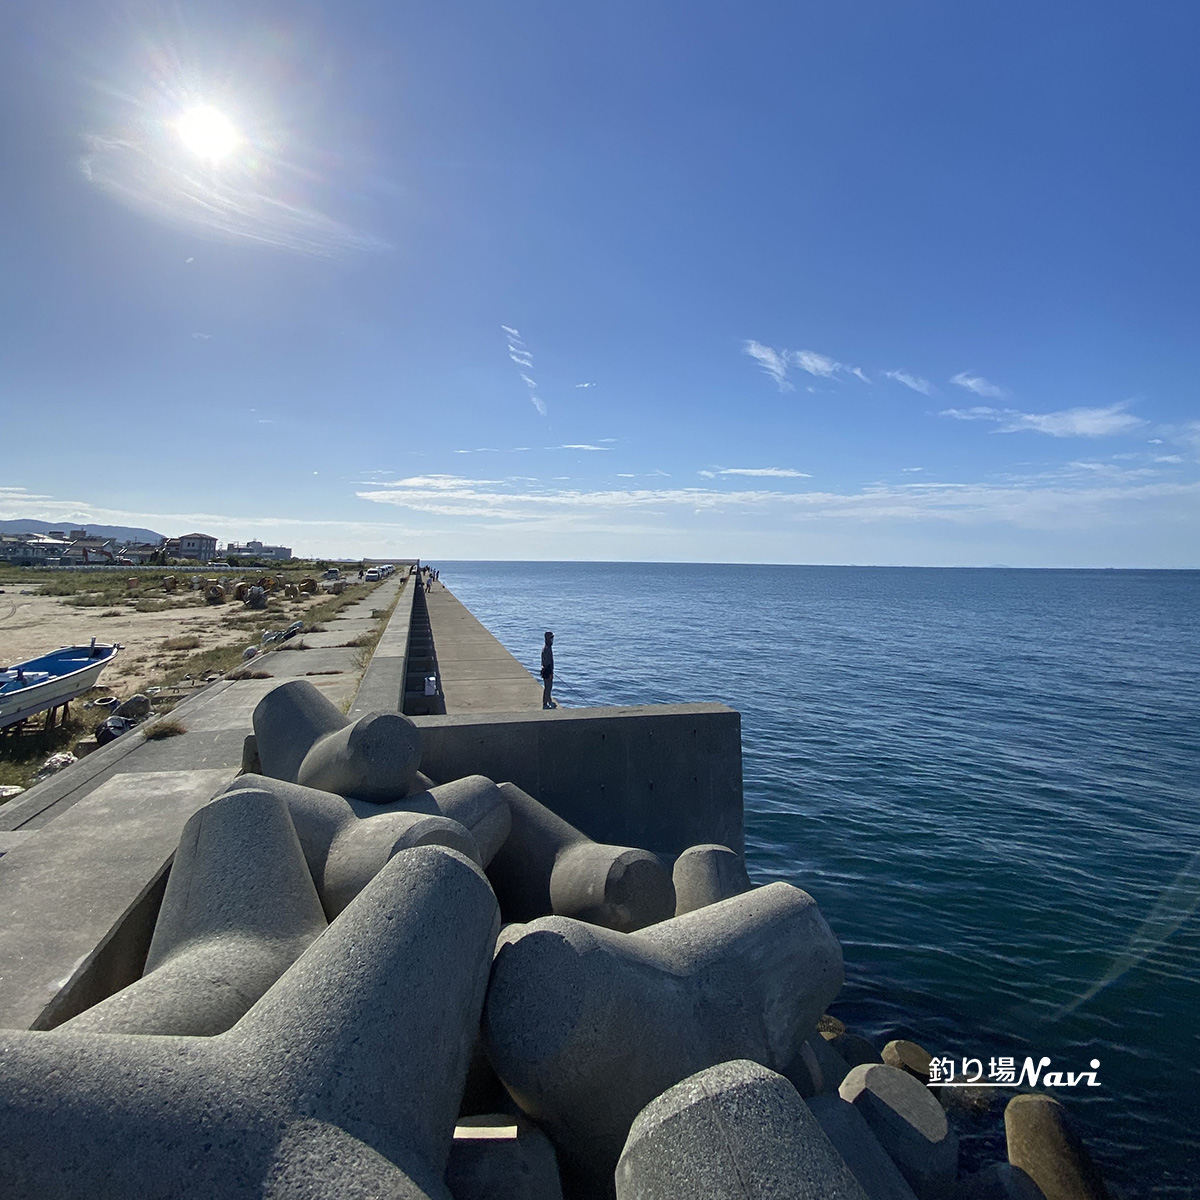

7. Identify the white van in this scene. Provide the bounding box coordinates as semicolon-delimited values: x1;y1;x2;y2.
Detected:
364;567;380;581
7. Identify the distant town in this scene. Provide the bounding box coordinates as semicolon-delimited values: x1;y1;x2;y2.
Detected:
0;530;291;567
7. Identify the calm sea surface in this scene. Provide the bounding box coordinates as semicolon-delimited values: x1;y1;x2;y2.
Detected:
438;562;1200;1196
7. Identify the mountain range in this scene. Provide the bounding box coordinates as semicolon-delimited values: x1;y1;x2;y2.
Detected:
0;520;166;543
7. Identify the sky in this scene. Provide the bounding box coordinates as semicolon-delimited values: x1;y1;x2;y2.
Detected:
2;0;1199;566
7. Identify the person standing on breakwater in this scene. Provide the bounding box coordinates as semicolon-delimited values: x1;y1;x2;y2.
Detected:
540;631;556;709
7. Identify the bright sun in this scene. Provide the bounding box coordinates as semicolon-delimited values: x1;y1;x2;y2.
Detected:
175;105;240;162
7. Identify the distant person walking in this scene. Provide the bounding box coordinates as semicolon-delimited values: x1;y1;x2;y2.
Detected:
540;631;556;709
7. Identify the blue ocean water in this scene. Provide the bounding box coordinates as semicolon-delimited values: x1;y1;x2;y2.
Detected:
438;562;1200;1196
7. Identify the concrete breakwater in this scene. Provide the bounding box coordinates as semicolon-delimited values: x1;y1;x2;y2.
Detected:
0;568;1112;1199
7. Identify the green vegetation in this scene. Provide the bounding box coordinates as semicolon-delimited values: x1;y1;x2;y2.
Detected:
0;709;91;796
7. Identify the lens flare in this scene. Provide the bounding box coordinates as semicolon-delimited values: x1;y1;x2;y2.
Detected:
175;105;240;162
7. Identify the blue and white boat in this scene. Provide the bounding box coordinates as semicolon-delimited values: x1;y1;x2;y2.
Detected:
0;640;121;729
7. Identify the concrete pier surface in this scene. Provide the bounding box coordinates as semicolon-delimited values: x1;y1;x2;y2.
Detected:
424;580;544;713
0;571;410;1031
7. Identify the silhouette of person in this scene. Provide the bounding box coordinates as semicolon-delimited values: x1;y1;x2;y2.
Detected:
540;631;556;709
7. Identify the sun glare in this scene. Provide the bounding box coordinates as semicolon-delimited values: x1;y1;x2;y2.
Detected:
175;105;240;162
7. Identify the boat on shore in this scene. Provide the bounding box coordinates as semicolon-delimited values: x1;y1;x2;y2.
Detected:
0;640;121;730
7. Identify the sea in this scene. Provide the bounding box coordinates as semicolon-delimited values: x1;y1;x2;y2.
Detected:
437;561;1200;1197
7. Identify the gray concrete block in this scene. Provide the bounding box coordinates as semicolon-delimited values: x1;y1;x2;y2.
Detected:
808;1095;920;1200
376;775;512;867
297;710;423;802
672;843;751;916
616;1060;869;1200
952;1163;1047;1200
253;679;423;802
0;845;500;1199
486;782;673;931
61;787;327;1035
785;1030;852;1097
227;775;481;917
253;678;348;783
483;881;844;1193
882;1040;933;1084
838;1064;958;1200
832;1032;885;1068
412;705;743;856
1004;1094;1111;1200
447;1115;563;1200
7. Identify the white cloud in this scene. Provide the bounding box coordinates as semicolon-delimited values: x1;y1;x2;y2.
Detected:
902;467;924;472
717;467;811;478
950;372;1007;399
500;325;521;339
504;325;546;417
743;340;793;391
792;349;839;379
941;403;1144;437
556;444;610;451
744;340;869;390
575;382;596;389
885;370;932;395
80;132;387;259
530;396;547;416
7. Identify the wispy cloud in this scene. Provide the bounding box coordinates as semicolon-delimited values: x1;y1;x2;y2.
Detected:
885;370;932;395
555;444;610;452
743;341;869;391
502;325;547;417
575;382;596;389
80;129;387;259
715;467;811;478
950;372;1007;399
940;403;1144;437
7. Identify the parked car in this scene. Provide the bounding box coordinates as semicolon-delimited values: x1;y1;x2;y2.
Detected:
364;567;380;581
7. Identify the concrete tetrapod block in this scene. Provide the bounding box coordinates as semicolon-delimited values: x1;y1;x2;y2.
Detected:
1004;1095;1111;1200
377;775;513;866
0;845;500;1200
227;774;482;918
252;678;422;801
483;881;844;1194
447;1115;564;1200
838;1064;959;1200
616;1060;869;1200
61;788;328;1036
486;782;674;932
807;1095;920;1200
672;843;751;916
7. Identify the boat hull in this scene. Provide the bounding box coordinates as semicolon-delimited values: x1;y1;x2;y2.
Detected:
0;645;121;730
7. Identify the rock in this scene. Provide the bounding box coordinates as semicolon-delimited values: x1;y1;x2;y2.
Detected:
73;737;99;759
225;775;483;918
114;693;151;719
62;787;328;1036
832;1032;885;1068
807;1095;919;1200
796;1030;852;1094
953;1162;1048;1200
882;1040;933;1083
252;679;422;801
616;1060;869;1200
1004;1094;1112;1200
0;784;25;801
0;845;500;1198
486;782;674;932
838;1063;958;1200
671;843;752;916
447;1115;563;1200
819;1014;848;1039
483;881;844;1194
242;645;259;660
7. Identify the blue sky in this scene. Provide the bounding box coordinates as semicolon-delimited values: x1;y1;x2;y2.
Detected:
2;0;1198;565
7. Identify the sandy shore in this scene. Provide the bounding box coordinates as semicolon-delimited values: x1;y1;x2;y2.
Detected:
0;584;357;699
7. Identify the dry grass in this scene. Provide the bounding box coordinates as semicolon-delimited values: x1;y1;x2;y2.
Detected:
143;717;187;740
162;634;202;651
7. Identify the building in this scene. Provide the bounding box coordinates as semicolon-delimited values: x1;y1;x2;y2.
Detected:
224;540;293;562
164;533;219;562
61;538;118;565
0;534;71;565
